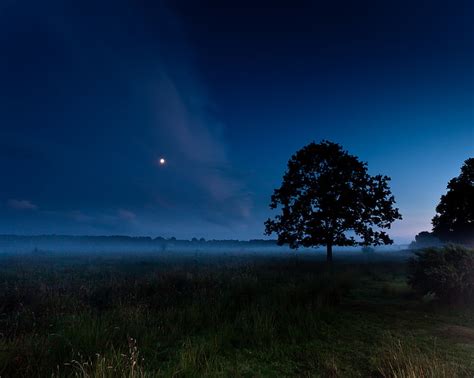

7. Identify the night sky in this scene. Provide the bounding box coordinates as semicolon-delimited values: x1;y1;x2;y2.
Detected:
1;0;473;242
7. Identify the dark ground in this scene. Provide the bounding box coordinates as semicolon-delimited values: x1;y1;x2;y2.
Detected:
0;250;473;377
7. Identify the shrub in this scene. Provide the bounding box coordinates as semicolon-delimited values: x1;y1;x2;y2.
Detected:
408;245;474;303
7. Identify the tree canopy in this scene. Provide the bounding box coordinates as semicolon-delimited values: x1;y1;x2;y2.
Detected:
265;141;402;262
432;158;474;245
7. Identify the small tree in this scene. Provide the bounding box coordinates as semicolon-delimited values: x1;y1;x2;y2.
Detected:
432;158;474;245
265;141;402;263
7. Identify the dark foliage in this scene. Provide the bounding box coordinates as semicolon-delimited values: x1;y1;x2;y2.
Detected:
265;140;402;262
408;246;474;303
409;231;442;250
432;158;474;245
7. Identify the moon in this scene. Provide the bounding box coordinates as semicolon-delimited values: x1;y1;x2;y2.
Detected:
159;158;166;165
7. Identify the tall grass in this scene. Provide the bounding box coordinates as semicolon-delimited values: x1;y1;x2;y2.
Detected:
376;335;467;378
60;338;147;378
0;252;472;376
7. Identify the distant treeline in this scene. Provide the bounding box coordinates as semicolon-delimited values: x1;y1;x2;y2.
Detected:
0;235;281;254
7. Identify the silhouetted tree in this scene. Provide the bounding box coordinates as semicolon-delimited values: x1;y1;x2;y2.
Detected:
265;141;402;263
432;158;474;245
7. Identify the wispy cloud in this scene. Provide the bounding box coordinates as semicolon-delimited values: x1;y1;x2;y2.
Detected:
118;209;136;221
0;1;255;236
7;199;38;210
150;66;253;226
69;210;93;223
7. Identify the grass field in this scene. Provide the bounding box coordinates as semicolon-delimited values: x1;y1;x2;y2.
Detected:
0;250;473;377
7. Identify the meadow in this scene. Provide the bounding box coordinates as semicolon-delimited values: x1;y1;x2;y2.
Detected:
0;250;473;377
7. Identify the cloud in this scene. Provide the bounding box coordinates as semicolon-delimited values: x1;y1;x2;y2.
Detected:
150;68;253;226
118;209;136;221
0;1;255;236
7;199;38;210
51;0;254;227
69;210;93;223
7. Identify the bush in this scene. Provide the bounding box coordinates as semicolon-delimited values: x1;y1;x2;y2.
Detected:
408;246;474;303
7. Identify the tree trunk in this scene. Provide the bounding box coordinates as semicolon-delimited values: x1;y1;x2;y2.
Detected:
326;243;333;264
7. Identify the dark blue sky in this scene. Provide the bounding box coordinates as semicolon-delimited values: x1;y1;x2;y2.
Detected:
0;0;472;241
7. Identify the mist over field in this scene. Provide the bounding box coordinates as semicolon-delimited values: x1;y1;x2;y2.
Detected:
0;235;410;256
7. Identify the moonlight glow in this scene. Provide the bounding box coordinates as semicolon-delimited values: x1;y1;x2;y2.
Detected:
159;158;166;165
